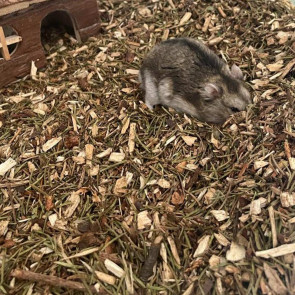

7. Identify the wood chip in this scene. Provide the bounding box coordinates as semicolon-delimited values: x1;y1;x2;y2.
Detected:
66;247;99;260
162;29;170;41
175;161;187;173
204;188;216;204
266;61;284;72
85;144;94;167
72;155;85;165
109;152;125;163
42;137;62;152
179;12;192;26
167;0;175;9
276;31;290;44
160;243;173;281
268;206;278;247
254;160;268;170
89;165;99;176
97;148;112;158
125;264;134;294
121;117;130;135
137;211;152;230
91;124;98;137
171;191;185;205
226;242;245;262
165;135;176;146
95;271;116;285
214;233;230;247
128;123;136;153
250;199;262;215
210;133;220;148
0;144;11;158
48;214;58;227
280;192;295;207
138;6;152;17
263;263;288;295
113;177;127;195
181;135;197;146
64;189;83;218
71;45;88;57
157;179;171;189
182;283;195;295
30;61;37;79
217;6;226;18
202;15;213;32
167;236;181;265
211;210;229;221
256;243;295;258
288;157;295;170
126;69;139;75
0;158;16;176
209;255;226;270
216;277;223;294
0;220;9;236
193;235;211;258
208;37;223;45
225;265;240;274
279;58;295;80
104;259;125;278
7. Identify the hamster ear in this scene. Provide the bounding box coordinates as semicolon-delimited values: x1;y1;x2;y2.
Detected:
203;83;222;100
231;64;244;80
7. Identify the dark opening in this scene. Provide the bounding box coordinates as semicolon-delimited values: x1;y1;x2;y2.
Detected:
41;10;80;50
0;25;19;59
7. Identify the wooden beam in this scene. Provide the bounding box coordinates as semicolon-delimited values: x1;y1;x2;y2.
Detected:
0;26;11;60
0;35;22;49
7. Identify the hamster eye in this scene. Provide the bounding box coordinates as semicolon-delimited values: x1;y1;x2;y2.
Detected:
231;107;240;113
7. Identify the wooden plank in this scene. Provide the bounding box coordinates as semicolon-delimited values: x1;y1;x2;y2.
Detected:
0;0;49;17
0;48;46;88
0;25;10;60
0;35;22;48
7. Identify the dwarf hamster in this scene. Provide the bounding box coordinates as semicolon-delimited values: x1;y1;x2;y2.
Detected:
139;38;251;124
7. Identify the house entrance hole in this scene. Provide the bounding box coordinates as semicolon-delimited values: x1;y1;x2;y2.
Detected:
41;10;81;50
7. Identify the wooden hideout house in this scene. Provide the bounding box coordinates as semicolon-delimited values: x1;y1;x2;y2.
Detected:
0;0;100;88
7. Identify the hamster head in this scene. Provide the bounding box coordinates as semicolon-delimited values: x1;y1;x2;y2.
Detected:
198;64;252;124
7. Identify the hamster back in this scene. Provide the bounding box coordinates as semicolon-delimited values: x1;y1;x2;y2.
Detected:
139;38;251;124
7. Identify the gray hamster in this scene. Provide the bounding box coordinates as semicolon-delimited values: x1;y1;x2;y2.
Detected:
139;38;251;124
